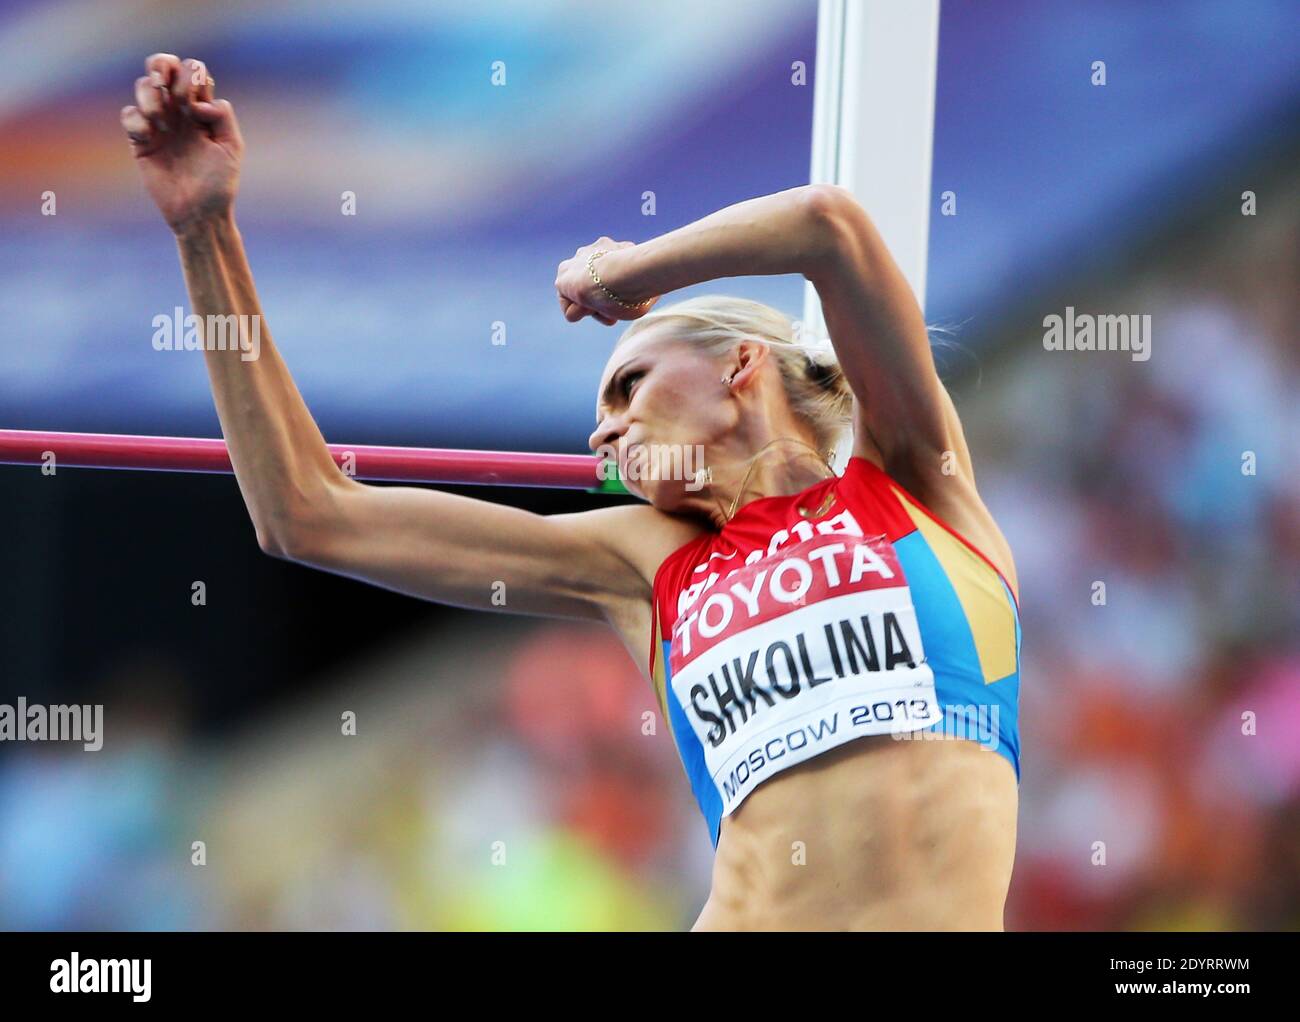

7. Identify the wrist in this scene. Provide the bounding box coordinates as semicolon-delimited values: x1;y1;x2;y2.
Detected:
172;206;237;245
588;246;652;307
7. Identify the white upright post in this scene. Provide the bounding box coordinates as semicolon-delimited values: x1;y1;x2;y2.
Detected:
804;0;941;342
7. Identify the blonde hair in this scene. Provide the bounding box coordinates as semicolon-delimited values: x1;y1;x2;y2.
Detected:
617;294;854;459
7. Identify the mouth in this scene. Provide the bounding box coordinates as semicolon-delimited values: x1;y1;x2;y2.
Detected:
611;438;659;495
615;446;637;486
614;436;644;480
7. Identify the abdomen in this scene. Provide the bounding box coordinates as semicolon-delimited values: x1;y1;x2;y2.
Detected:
696;734;1018;931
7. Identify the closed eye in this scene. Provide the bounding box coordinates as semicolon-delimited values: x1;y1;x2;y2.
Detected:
621;370;645;399
597;364;647;425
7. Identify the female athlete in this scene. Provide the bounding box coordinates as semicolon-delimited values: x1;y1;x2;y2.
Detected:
121;54;1021;931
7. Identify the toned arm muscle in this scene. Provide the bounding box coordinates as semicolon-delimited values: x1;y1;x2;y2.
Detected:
281;486;661;619
125;53;666;625
800;186;972;485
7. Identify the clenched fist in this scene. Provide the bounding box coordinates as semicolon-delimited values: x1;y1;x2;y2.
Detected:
554;238;659;326
120;54;243;235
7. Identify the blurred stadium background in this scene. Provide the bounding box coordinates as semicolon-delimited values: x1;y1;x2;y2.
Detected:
0;0;1297;930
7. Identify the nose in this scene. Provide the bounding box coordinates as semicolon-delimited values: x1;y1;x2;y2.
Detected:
588;415;624;455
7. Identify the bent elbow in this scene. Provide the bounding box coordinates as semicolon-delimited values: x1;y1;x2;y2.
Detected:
798;184;872;275
255;526;295;561
801;183;858;221
254;480;355;564
255;515;322;563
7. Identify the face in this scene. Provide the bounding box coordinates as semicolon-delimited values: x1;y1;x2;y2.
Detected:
590;329;738;510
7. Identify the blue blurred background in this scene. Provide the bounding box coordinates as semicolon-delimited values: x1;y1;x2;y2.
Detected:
0;0;1297;929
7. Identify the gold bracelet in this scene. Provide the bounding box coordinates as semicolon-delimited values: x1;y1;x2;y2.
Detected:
586;250;653;309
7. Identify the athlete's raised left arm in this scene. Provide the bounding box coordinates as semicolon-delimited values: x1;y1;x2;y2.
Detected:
796;185;971;490
552;184;972;494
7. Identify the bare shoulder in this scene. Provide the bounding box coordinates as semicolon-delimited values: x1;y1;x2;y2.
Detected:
855;390;1019;602
906;469;1020;603
560;501;710;594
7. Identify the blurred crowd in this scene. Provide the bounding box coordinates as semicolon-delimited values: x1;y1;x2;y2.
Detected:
0;620;711;930
1;185;1296;932
976;187;1300;930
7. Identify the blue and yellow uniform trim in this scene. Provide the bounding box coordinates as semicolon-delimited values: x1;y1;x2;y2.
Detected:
649;456;1021;846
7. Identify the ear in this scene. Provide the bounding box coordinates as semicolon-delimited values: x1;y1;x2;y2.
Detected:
727;340;769;391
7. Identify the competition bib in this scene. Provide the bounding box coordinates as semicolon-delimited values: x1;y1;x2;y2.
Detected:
667;532;940;817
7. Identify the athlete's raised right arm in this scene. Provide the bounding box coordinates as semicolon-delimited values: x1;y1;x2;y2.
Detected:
121;54;664;620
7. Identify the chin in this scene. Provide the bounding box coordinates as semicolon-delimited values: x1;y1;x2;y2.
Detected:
638;476;698;515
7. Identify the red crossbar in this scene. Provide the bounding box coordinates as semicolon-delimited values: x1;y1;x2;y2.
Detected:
0;429;622;491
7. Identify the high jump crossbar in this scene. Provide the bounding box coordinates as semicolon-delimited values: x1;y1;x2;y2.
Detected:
0;430;628;494
1;4;937;497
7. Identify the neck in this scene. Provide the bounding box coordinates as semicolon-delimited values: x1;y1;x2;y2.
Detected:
701;435;833;529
